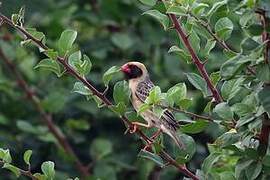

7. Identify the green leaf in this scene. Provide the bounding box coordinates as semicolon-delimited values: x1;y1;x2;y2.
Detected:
213;102;233;120
192;3;209;15
203;39;216;57
41;161;55;180
168;46;191;63
58;29;77;55
245;161;262;180
215;17;234;41
3;163;20;177
66;119;90;131
72;82;92;96
235;159;253;179
232;103;254;117
110;102;126;116
215;131;240;147
0;149;12;163
111;33;134;50
178;98;193;109
180;120;209;134
145;86;163;105
262;155;270;166
138;149;165;167
23;150;32;165
138;0;156;6
138;103;151;114
258;86;270;115
236;116;255;128
113;80;131;105
221;78;244;100
80;55;92;76
202;152;222;174
26;28;45;42
189;31;201;53
103;66;120;86
206;0;228;17
257;64;270;82
175;133;196;163
90;138;113;160
34;58;62;77
186;73;209;97
143;10;170;30
210;71;221;86
16;120;38;134
166;5;187;16
166;83;187;107
45;49;58;60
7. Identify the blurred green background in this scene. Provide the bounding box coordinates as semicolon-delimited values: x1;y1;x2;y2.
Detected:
0;0;229;179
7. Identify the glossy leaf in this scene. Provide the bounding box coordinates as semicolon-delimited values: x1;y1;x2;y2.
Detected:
34;58;62;77
103;66;120;86
143;10;170;30
186;73;209;97
58;29;77;55
23;150;32;165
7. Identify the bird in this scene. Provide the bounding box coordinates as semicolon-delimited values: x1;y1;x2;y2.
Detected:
120;61;184;149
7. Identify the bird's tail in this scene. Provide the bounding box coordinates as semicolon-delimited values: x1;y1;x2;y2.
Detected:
162;127;185;150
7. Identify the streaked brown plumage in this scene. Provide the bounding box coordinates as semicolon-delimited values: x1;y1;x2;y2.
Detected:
121;61;184;149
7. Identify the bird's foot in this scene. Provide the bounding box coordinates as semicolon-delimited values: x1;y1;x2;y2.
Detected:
143;140;153;151
129;123;138;134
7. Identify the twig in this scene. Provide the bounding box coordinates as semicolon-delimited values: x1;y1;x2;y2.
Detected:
0;49;89;177
159;105;212;121
0;161;38;180
166;14;223;103
0;13;199;180
190;14;236;53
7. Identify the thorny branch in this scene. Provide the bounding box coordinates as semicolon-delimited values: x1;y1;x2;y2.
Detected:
0;48;89;177
167;13;223;103
0;13;199;180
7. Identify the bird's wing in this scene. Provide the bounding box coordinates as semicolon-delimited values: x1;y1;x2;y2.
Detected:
135;77;154;102
135;78;179;130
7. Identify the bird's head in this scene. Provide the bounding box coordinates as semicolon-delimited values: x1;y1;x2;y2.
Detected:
120;61;148;80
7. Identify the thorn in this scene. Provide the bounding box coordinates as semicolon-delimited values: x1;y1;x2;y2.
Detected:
167;25;175;30
185;33;191;39
202;59;208;65
102;86;109;96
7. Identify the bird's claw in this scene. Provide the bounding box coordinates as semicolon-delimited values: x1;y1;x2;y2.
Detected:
129;123;138;134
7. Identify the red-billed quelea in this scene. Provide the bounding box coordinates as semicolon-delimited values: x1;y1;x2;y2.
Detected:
121;61;184;149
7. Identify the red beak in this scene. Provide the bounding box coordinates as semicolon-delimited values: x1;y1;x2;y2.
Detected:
121;64;130;74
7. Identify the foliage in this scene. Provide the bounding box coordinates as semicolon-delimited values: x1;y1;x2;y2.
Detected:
0;0;270;179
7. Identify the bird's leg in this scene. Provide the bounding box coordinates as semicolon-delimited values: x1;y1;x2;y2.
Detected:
129;122;151;133
143;129;162;151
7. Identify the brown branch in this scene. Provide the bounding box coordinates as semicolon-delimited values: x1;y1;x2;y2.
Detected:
0;49;89;177
159;105;212;121
0;161;38;180
0;13;199;180
168;14;223;103
256;9;270;154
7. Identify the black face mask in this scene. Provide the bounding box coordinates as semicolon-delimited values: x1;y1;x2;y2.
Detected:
124;65;143;80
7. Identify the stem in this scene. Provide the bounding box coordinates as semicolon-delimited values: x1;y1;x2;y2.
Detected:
0;161;38;180
0;13;199;179
159;105;212;121
256;9;270;154
190;14;236;53
0;49;89;177
168;14;223;103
